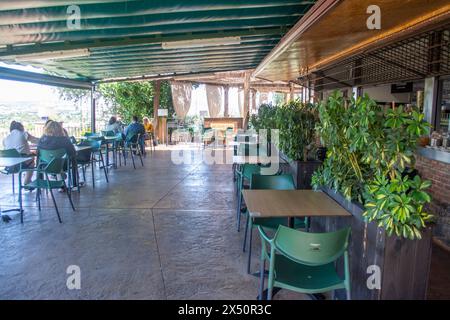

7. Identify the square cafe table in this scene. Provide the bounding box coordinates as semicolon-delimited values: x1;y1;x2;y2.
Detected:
0;157;33;222
242;189;351;300
242;189;351;220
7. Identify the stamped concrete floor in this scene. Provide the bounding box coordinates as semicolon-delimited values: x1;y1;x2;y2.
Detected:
0;146;307;300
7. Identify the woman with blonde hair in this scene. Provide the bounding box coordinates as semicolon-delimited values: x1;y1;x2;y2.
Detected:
38;120;76;158
38;121;77;189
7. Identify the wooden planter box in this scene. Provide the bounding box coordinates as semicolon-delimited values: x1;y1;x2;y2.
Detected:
279;151;322;189
311;187;433;300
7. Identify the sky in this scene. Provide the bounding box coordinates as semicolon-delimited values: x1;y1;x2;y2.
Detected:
0;62;59;104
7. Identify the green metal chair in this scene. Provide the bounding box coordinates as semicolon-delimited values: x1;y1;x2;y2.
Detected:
258;225;351;300
234;141;259;197
236;163;262;231
18;148;75;223
101;130;116;137
78;140;109;187
0;148;24;194
243;174;309;274
125;132;144;169
113;133;127;167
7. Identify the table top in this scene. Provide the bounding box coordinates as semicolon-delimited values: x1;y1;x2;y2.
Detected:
0;157;33;167
78;136;117;141
242;189;352;218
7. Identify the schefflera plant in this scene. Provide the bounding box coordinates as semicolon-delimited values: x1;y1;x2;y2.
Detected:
313;91;433;239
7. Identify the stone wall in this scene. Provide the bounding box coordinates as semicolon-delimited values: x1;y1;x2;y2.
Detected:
415;154;450;246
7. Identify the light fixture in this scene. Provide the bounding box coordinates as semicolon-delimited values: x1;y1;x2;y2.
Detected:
13;49;90;62
162;37;241;50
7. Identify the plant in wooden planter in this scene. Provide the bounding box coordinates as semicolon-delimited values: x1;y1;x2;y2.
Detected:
274;100;320;189
312;91;432;239
250;103;278;139
274;100;318;162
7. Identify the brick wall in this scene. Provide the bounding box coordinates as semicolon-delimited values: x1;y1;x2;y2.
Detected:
415;155;450;245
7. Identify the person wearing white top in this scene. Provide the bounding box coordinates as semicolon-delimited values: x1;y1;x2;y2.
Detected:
2;121;38;185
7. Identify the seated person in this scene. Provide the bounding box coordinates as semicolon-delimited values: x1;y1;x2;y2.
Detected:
106;116;123;134
124;115;146;154
143;117;153;133
38;120;77;188
143;117;155;146
2;121;38;185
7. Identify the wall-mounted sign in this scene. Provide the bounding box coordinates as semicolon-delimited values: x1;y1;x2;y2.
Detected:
158;109;168;117
391;82;413;93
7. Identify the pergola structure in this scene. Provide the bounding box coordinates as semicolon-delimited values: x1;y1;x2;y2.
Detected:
0;0;318;130
0;0;449;123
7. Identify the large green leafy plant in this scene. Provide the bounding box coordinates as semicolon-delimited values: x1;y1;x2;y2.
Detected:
312;92;432;239
99;80;173;123
250;100;318;161
250;103;278;141
275;100;318;161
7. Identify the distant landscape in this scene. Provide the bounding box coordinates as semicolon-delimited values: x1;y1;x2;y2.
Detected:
0;98;92;141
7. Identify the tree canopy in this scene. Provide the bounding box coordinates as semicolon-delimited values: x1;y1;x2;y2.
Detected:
57;80;174;124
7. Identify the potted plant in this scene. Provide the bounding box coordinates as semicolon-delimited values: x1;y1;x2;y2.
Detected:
274;100;321;189
311;91;434;299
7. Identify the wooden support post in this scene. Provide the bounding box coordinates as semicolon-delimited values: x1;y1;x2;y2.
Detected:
243;72;251;129
153;80;161;142
289;82;295;101
251;89;257;113
224;85;229;117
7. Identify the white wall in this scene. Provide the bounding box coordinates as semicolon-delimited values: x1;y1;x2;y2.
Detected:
362;84;411;104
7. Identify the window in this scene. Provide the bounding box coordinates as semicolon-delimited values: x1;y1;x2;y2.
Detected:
436;77;450;133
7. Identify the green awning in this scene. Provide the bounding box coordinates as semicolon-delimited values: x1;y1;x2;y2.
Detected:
0;0;317;82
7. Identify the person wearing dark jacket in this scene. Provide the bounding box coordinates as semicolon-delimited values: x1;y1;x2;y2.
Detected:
38;121;77;187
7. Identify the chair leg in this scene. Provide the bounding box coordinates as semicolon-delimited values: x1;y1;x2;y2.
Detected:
64;182;76;211
82;166;86;183
49;188;62;223
18;175;23;223
258;255;266;300
37;188;41;211
137;145;144;166
243;214;249;252
247;221;253;274
130;146;136;169
12;174;15;194
91;158;95;188
237;179;243;231
99;151;109;183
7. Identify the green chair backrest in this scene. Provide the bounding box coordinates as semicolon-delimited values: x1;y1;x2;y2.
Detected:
241;163;262;178
38;148;68;175
274;225;351;266
251;174;294;190
84;132;99;137
102;130;115;137
0;148;22;157
126;132;141;144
